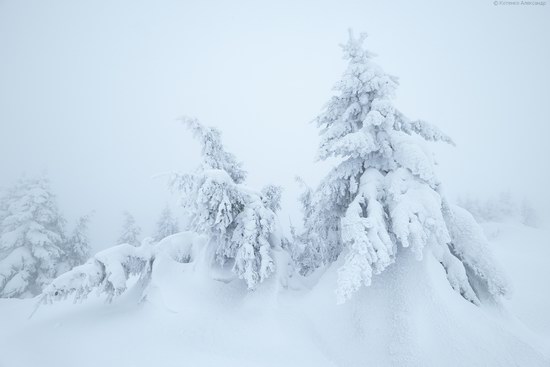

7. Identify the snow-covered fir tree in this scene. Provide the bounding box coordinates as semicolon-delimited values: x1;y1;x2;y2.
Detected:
0;177;68;297
153;206;179;241
170;117;283;289
117;211;142;247
65;214;92;269
299;30;509;304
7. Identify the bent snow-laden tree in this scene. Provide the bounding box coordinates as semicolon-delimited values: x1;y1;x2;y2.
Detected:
40;118;285;305
169;117;284;289
298;30;509;304
0;177;68;297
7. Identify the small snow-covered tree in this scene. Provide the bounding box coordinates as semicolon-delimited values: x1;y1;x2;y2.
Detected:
170;117;283;289
0;177;67;298
153;206;179;241
300;30;509;304
117;212;141;247
65;214;92;269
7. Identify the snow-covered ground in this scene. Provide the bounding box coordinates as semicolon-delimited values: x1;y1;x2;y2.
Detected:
0;222;548;367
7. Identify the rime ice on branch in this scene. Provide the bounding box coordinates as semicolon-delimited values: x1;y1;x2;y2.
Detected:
298;30;508;304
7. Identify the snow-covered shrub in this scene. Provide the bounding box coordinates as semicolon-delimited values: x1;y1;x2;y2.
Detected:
298;30;509;304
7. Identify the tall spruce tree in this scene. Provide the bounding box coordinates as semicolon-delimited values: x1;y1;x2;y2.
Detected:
300;31;509;304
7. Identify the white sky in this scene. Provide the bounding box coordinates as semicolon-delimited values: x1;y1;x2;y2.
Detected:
1;0;549;250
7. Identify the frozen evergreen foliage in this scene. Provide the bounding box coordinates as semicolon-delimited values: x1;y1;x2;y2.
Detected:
170;117;282;289
0;177;68;298
117;212;142;247
65;214;92;269
299;30;508;304
153;206;179;241
457;193;539;228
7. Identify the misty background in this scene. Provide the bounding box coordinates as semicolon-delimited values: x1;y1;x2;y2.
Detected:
1;0;548;252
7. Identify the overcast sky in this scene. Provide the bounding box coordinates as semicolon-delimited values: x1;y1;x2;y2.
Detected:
1;0;549;250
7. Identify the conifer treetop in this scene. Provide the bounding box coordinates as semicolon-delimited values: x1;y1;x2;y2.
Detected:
181;116;247;184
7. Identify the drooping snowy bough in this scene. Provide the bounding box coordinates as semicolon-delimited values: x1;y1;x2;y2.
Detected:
40;118;286;305
42;243;153;303
297;30;509;304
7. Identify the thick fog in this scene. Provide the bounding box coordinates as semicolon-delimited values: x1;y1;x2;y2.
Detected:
1;0;548;251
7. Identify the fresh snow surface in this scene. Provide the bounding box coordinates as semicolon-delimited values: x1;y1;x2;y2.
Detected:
0;223;549;367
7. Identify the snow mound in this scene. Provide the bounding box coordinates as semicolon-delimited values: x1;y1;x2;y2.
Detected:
303;247;548;366
0;224;548;367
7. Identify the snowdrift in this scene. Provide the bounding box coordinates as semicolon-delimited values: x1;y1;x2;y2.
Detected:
0;224;548;367
302;248;548;366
